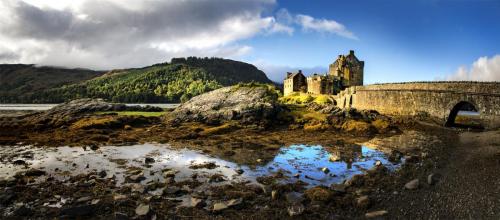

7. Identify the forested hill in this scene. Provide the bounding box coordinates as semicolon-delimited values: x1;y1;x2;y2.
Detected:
1;57;274;103
0;64;105;103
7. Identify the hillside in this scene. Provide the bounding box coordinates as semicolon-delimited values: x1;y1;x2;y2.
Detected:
8;57;274;103
0;64;104;103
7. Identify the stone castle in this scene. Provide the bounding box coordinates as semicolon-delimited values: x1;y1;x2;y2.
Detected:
284;50;364;96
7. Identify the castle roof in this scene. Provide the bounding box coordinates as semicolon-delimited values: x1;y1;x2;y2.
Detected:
285;70;305;79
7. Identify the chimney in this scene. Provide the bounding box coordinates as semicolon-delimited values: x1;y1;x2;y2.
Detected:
298;70;302;74
287;72;292;77
349;50;354;55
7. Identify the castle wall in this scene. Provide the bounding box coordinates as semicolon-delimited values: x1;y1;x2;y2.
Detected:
284;74;307;96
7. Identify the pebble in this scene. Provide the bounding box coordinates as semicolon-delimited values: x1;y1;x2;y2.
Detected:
113;194;127;201
356;195;370;209
271;190;278;200
427;173;441;185
135;204;150;216
404;179;419;190
365;210;388;218
145;157;155;164
287;203;305;216
321;167;330;174
213;202;228;211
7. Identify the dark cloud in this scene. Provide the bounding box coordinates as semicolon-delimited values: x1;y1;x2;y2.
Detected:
0;0;281;69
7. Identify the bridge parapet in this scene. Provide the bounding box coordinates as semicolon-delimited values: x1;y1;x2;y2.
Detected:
334;82;500;129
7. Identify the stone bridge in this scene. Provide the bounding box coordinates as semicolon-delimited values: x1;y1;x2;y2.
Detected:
333;82;500;129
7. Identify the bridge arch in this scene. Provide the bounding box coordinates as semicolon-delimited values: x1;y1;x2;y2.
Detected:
445;100;483;128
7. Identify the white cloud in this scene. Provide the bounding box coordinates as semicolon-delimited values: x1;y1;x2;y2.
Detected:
0;0;287;69
296;14;358;40
444;55;500;81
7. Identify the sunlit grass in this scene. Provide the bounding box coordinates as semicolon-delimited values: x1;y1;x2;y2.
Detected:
279;92;333;105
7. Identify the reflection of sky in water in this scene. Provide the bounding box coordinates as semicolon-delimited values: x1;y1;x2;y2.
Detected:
252;145;398;186
0;144;401;188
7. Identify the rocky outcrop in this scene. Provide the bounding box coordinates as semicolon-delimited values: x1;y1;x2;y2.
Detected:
169;85;281;125
10;99;161;129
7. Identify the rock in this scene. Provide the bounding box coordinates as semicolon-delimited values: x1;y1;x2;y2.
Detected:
14;206;33;216
212;198;242;211
304;186;333;202
24;169;46;177
285;192;304;204
163;170;177;178
404;179;419;190
365;210;388;218
114;212;129;220
190;198;204;208
271;190;278;200
124;125;132;130
76;196;92;203
293;173;300;178
189;161;218;169
330;184;347;193
209;174;225;183
329;154;340;162
256;159;262;163
321;167;330;174
356;195;370;209
135;204;150;216
145;157;155;164
287;203;305;216
341;120;377;135
404;155;420;163
427;173;441;185
128;173;146;183
113;194;127;201
374;160;382;166
60;205;95;217
388;150;403;163
20;99;160;129
213;202;228;211
130;183;145;193
169;85;282;125
13;160;26;165
0;191;16;205
226;198;242;207
98;170;107;178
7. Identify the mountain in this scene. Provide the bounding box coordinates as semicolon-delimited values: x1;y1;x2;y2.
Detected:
0;64;105;103
1;57;274;103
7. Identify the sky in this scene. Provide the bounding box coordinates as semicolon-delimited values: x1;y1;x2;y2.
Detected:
0;0;499;83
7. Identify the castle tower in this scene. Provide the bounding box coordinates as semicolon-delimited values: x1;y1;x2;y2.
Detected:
328;50;364;87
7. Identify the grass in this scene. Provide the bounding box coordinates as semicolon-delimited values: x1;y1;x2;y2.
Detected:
279;92;333;105
96;111;166;117
70;116;120;130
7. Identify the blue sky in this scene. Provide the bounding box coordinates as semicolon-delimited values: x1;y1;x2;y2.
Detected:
1;0;499;83
242;0;500;83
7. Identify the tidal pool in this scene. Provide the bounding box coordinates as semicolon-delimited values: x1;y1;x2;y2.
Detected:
0;143;401;188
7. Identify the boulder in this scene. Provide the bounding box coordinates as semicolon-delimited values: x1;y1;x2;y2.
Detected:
169;84;281;125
